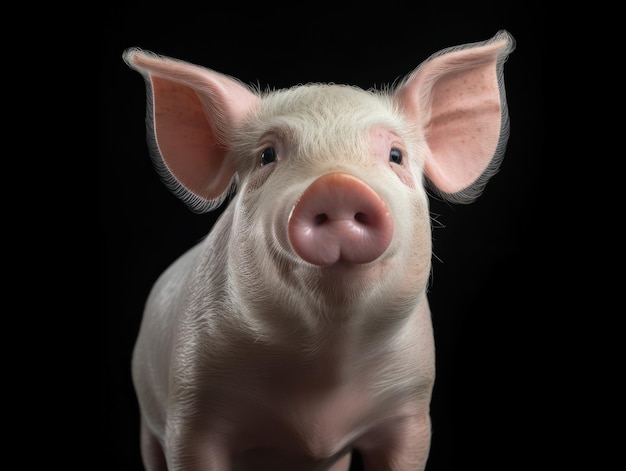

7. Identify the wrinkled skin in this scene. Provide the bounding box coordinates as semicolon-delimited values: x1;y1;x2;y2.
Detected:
124;30;515;471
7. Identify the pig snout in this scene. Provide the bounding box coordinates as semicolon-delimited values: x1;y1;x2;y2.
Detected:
288;172;393;266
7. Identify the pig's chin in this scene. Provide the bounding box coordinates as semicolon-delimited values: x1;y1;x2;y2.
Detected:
316;258;383;273
297;256;397;302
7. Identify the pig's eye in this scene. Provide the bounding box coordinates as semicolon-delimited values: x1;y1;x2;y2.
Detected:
389;148;403;165
260;147;277;166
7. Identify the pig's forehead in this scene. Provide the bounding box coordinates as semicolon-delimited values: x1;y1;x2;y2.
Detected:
255;83;406;132
260;83;386;106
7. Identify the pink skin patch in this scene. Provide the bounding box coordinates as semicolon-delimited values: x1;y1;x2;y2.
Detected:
369;127;416;189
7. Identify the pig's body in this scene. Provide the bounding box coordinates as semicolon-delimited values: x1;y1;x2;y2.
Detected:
125;31;515;470
135;203;434;470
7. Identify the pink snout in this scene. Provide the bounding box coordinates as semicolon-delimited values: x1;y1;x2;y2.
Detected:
288;173;393;266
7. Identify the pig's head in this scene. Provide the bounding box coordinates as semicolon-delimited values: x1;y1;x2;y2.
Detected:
124;30;514;318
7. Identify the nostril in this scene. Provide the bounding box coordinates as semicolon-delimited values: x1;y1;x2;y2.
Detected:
354;212;368;224
314;213;328;225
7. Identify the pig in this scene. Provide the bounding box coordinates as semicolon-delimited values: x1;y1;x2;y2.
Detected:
123;29;515;471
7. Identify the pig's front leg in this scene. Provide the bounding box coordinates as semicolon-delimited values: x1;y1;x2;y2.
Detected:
139;417;167;471
357;404;432;471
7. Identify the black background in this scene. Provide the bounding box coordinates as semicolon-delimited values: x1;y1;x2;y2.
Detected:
101;5;544;470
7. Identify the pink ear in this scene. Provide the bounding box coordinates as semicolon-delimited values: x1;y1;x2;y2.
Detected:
395;30;515;203
123;49;259;213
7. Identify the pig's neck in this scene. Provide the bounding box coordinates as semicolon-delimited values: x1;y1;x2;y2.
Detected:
211;209;426;356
